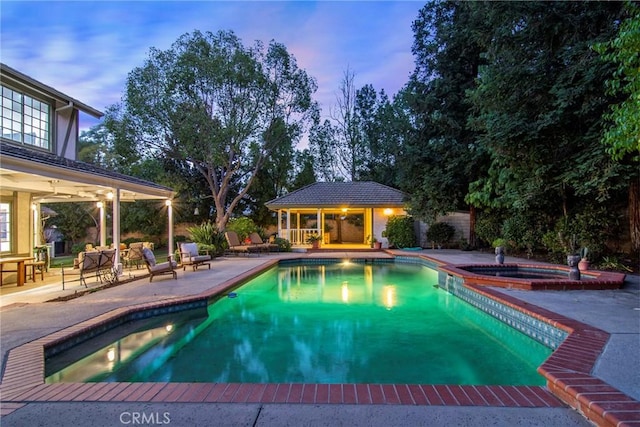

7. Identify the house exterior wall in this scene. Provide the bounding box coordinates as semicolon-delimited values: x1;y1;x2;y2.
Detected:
54;105;78;160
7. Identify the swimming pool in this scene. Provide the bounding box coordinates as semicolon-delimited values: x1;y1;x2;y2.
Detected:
46;261;551;385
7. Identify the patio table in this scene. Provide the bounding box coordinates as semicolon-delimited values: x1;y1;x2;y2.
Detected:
0;256;35;287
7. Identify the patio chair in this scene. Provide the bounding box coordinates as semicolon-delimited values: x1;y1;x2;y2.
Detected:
123;242;144;269
178;242;212;271
142;247;177;282
224;231;261;256
97;249;118;284
62;251;101;289
249;232;279;252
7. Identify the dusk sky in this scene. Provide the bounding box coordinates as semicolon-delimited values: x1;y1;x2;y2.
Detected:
1;1;423;136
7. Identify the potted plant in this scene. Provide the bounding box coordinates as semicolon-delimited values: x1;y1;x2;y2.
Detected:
492;238;507;264
578;247;590;271
306;234;322;250
367;235;382;250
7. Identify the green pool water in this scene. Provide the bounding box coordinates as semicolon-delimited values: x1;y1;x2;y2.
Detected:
46;261;552;385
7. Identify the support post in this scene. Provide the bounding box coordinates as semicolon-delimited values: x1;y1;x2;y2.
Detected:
98;201;107;247
111;190;122;274
166;200;174;261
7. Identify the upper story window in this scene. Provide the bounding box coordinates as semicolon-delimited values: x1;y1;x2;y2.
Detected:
1;85;50;150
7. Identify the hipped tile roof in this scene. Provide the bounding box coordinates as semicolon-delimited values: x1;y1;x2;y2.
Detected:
265;181;406;209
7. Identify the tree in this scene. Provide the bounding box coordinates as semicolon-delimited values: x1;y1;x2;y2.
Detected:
357;86;411;187
465;2;627;254
44;202;96;250
110;30;317;231
597;2;640;162
596;2;640;250
245;117;295;227
400;1;488;247
330;68;368;180
309;68;369;181
308;115;342;182
290;149;317;190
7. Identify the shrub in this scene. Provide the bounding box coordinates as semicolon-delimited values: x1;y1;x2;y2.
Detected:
226;217;258;242
186;221;226;256
273;237;292;252
383;215;416;249
426;222;455;248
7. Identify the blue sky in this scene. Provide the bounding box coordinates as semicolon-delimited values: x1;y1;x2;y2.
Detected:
1;1;422;134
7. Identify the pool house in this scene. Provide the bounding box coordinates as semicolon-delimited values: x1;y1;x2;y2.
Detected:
265;181;407;248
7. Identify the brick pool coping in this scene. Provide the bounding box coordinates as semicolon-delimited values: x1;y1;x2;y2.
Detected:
1;256;639;427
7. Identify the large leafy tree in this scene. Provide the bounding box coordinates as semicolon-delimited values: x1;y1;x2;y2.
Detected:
466;2;627;245
357;86;411;187
596;2;640;251
400;0;488;244
109;30;317;231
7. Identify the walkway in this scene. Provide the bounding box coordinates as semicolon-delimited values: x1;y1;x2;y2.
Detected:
0;250;638;426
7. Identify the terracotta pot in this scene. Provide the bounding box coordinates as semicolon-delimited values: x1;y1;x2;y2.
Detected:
578;259;590;271
373;242;382;250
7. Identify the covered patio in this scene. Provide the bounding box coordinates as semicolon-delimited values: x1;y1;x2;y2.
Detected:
0;141;175;285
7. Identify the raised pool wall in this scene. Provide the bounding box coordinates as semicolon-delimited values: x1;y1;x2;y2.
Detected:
439;263;625;291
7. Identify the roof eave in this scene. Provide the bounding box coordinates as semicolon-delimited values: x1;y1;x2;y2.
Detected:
1;63;103;118
1;154;174;199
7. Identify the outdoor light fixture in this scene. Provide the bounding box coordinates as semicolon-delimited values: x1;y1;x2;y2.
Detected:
106;191;114;200
193;207;200;216
165;200;172;207
31;203;37;211
96;201;103;209
383;208;393;216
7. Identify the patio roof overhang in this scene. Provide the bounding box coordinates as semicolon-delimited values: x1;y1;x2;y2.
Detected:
0;142;174;203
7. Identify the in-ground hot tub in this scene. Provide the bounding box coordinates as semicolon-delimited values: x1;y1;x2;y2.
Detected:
440;263;626;291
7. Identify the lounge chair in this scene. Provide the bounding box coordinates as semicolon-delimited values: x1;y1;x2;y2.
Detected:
249;232;279;252
178;242;212;271
142;247;177;282
224;231;261;256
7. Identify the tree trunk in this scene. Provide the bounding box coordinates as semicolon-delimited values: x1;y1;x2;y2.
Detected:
469;205;477;248
630;178;639;252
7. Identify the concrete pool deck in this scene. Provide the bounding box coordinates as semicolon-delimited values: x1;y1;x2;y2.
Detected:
0;249;638;426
